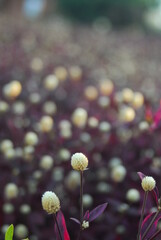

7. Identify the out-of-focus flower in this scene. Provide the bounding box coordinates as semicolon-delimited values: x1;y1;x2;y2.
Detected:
122;88;134;103
83;194;93;207
40;155;54;170
30;57;43;72
54;66;68;81
69;66;82;81
99;79;114;96
71;152;88;171
84;86;98;101
42;191;60;214
3;203;14;214
43;101;57;115
72;108;88;128
15;224;28;239
3;81;22;99
132;92;144;109
4;183;19;199
141;176;156;192
0;139;13;153
0;101;9;113
65;171;80;190
39;116;54;132
111;165;126;182
24;132;38;146
44;74;59;91
119;106;135;122
126;188;140;203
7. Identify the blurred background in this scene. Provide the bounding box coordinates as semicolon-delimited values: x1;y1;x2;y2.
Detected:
1;1;161;240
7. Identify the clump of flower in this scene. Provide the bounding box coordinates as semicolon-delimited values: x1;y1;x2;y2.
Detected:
71;152;88;171
42;191;60;214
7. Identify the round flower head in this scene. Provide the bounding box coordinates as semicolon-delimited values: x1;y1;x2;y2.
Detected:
141;176;156;192
71;152;88;171
42;191;60;214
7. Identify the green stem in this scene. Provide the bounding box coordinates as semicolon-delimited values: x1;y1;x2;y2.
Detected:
78;171;84;240
53;214;63;240
137;191;148;240
142;210;160;240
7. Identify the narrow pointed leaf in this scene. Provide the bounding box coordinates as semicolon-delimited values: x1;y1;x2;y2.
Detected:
54;211;70;240
83;210;90;221
89;203;108;222
137;172;146;180
5;224;14;240
140;212;161;239
70;218;80;225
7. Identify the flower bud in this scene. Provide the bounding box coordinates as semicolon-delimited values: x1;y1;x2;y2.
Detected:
141;176;156;192
82;221;89;230
42;191;60;214
71;152;88;171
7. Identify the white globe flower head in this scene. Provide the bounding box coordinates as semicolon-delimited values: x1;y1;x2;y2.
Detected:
71;153;88;171
42;191;60;214
141;176;156;192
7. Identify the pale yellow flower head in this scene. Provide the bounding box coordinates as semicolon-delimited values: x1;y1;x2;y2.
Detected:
42;191;60;214
71;152;88;171
141;176;156;192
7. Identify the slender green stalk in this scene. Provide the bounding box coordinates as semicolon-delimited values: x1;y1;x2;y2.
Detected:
53;214;63;240
80;171;83;224
78;171;84;240
142;210;159;240
137;191;148;240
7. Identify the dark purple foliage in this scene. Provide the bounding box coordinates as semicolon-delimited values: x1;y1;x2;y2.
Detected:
140;212;161;240
55;211;70;240
83;210;90;221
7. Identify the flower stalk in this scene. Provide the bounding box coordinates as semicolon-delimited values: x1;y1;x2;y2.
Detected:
137;191;148;240
53;214;63;240
142;210;160;240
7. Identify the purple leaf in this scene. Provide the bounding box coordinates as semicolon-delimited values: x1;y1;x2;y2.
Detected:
152;186;159;206
83;210;90;221
140;212;161;240
89;203;108;222
137;172;146;180
54;210;70;240
70;218;80;225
